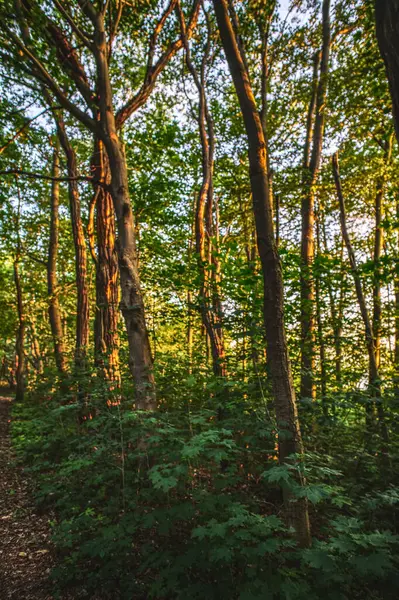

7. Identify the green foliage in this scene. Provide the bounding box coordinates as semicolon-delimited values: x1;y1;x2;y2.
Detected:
11;374;399;600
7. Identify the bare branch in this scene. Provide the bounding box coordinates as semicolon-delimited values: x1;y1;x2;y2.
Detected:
52;0;93;50
109;0;124;51
0;168;92;183
115;0;201;128
0;106;60;155
6;28;98;132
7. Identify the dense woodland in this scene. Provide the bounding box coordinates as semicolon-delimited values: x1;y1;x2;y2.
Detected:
1;0;399;598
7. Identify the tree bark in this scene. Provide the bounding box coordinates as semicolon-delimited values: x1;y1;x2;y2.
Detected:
55;114;89;366
332;153;389;449
372;137;393;374
300;0;331;401
89;10;155;409
375;0;399;144
315;209;327;416
28;319;44;375
47;141;68;375
212;0;311;547
14;189;25;402
180;7;227;377
91;137;120;384
14;257;25;402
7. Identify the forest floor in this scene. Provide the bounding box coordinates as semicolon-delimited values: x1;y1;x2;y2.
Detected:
0;390;55;600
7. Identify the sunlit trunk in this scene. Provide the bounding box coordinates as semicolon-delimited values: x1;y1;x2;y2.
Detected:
213;0;311;547
47;141;68;376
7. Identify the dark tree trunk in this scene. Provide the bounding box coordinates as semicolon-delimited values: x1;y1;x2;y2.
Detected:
332;153;389;451
212;0;311;547
14;258;25;402
315;209;327;416
180;8;227;377
28;319;44;375
375;0;399;144
55;115;89;366
47;141;68;375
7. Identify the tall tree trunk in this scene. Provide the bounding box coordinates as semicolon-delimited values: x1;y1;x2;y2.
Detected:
47;141;68;375
372;178;384;374
29;319;44;375
90;13;155;410
180;7;227;377
91;137;120;384
212;0;311;547
55;114;89;367
332;153;389;450
375;0;399;144
14;258;25;402
322;224;345;391
300;0;331;401
394;193;399;395
372;137;393;375
315;209;327;416
14;189;25;402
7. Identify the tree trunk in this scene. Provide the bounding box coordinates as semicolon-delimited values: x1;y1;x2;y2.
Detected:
180;8;227;377
47;141;68;375
315;209;327;416
375;0;399;144
91;15;155;410
29;319;44;375
372;178;384;373
394;193;399;395
14;257;25;402
212;0;311;547
372;137;393;375
55;115;89;366
322;224;344;391
91;137;120;384
332;153;389;450
300;0;331;401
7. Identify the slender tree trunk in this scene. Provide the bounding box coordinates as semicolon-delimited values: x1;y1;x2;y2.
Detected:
90;15;155;410
322;223;344;391
180;8;227;377
375;0;399;144
212;0;311;547
275;194;280;248
14;189;25;402
315;210;327;416
332;153;389;449
29;319;44;375
91;137;120;383
394;192;399;397
14;258;25;402
372;137;393;375
55;115;89;366
47;141;68;375
300;0;331;401
372;178;384;373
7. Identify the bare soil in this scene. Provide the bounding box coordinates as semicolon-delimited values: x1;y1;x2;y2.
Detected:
0;392;55;599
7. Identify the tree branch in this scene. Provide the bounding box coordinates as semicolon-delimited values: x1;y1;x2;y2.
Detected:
0;106;61;155
52;0;93;50
5;28;98;132
0;169;92;182
115;0;200;128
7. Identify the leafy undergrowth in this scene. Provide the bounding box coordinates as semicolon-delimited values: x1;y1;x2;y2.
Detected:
11;375;399;600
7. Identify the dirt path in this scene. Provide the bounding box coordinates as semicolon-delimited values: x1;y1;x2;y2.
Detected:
0;393;55;599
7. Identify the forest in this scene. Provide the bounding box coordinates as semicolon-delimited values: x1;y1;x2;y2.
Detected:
1;0;399;598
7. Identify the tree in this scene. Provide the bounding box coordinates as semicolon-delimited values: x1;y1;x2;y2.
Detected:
211;0;311;547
